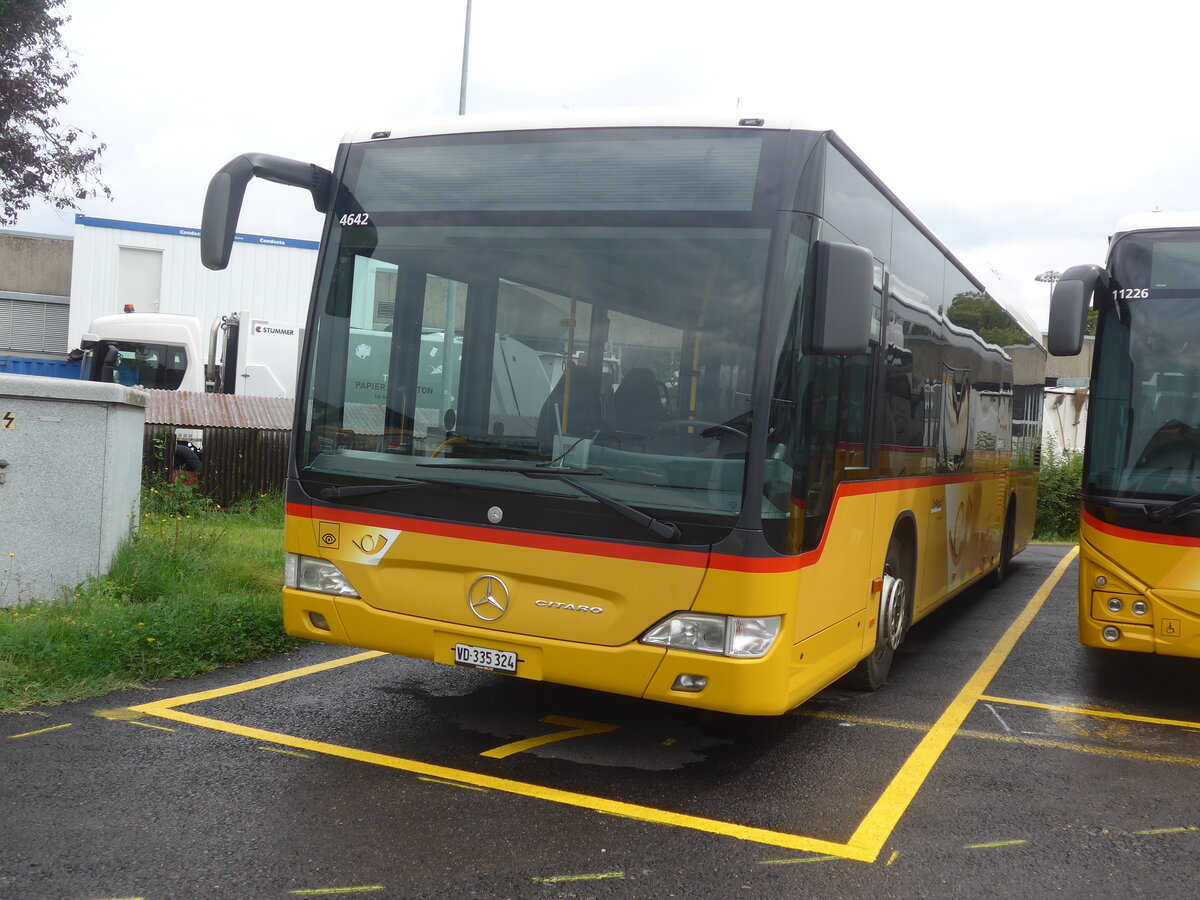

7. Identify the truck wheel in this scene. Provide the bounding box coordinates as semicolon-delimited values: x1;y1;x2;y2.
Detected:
850;535;912;691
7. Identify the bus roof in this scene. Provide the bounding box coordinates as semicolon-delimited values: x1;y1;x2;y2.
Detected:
1113;210;1200;236
340;108;1044;350
342;108;805;144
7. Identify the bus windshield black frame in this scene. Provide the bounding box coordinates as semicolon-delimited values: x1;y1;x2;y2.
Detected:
1086;229;1200;503
294;127;805;546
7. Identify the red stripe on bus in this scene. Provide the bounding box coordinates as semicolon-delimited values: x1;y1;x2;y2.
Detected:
287;502;712;567
291;471;1010;573
1083;509;1200;548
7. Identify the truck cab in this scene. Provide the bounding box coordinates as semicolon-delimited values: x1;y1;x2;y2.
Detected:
81;312;205;392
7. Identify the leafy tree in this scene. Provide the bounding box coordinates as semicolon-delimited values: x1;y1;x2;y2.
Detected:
0;0;109;225
946;291;1032;347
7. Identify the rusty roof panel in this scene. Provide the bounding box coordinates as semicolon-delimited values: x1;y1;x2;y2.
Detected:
143;389;294;429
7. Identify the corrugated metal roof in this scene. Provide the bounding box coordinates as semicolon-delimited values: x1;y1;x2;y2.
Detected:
143;389;294;429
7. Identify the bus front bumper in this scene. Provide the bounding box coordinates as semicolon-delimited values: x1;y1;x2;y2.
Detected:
1079;540;1200;657
282;588;805;716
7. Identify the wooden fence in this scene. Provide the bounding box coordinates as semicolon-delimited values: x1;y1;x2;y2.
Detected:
142;424;290;508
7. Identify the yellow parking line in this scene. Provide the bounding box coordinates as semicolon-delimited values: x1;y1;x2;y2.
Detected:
800;710;1200;767
129;720;175;732
846;547;1078;855
795;709;928;731
128;552;1078;865
93;707;145;721
128;704;873;860
961;729;1200;768
259;745;315;759
7;722;71;739
1136;826;1198;835
419;776;490;792
532;872;624;883
757;855;839;865
965;839;1028;849
978;695;1200;731
133;650;385;712
480;715;618;759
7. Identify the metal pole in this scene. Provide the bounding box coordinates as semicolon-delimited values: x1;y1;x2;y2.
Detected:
459;0;472;115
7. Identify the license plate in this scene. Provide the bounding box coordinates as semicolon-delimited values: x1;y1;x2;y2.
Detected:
454;643;517;674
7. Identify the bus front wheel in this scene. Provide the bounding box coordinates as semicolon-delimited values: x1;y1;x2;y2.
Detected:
850;537;911;691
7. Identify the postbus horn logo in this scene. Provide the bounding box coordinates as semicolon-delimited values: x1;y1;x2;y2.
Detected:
468;575;510;622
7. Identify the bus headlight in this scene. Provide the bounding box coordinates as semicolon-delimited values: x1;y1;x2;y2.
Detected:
285;553;360;598
640;614;781;658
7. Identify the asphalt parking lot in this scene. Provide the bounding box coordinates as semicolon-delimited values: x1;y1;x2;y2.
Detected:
3;543;1198;899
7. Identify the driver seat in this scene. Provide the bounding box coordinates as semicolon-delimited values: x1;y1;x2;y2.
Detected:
613;368;668;435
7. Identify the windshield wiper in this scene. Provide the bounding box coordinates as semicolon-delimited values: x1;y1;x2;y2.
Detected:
418;462;682;542
313;475;474;500
1090;492;1200;525
1146;492;1200;524
314;477;425;499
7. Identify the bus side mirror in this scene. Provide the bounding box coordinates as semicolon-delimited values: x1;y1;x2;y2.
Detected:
811;240;873;356
1047;264;1105;356
201;153;332;271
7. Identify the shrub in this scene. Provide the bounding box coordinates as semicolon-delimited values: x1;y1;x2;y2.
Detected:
1036;443;1085;542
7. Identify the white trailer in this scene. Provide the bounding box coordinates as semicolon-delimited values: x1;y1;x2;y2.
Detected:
67;214;316;349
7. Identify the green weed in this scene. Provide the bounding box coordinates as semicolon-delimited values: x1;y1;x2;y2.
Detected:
1035;443;1085;542
0;490;298;712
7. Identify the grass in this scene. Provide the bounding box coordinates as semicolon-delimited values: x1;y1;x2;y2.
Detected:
0;481;301;712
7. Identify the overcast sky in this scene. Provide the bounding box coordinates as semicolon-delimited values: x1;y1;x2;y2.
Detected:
9;0;1199;328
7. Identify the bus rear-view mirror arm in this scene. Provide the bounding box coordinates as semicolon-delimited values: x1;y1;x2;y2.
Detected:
201;153;333;271
1047;263;1107;356
810;240;873;356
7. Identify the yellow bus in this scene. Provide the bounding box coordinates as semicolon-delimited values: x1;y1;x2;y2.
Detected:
201;112;1046;714
1049;212;1200;658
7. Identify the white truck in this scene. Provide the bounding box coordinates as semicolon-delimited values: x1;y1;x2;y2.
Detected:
80;309;302;397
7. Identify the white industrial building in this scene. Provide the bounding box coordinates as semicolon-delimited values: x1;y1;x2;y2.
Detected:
66;215;318;350
1;215;318;358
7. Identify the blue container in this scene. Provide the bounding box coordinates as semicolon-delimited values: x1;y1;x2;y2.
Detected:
0;356;85;379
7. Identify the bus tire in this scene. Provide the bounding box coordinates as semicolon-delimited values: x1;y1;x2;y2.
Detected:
850;532;912;692
987;498;1016;588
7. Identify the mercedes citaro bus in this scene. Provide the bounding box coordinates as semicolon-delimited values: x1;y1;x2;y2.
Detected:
201;111;1045;714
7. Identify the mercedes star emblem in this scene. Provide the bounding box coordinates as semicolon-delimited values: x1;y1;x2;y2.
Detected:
468;575;510;621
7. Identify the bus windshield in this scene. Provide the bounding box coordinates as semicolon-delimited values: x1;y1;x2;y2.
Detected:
1087;231;1200;501
297;129;777;541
